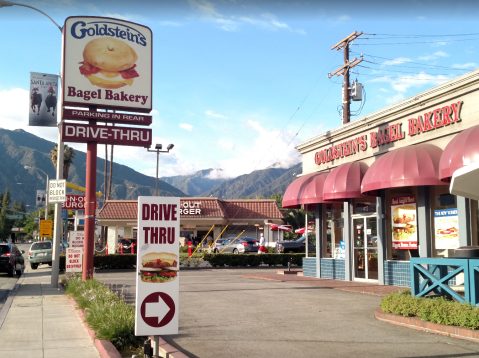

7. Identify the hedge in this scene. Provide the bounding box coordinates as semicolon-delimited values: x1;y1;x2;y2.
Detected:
60;253;305;269
381;290;479;330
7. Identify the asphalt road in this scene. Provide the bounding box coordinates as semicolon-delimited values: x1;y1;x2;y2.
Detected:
0;243;30;311
96;268;479;358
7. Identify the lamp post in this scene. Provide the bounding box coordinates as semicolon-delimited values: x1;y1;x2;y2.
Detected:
24;166;49;220
3;1;65;287
255;224;259;241
147;143;174;196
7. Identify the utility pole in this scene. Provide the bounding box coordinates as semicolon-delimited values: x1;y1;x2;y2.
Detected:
328;31;363;124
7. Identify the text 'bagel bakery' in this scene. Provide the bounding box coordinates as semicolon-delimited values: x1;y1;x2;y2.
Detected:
141;203;178;245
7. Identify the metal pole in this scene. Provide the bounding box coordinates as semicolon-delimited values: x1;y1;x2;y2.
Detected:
45;174;49;220
152;335;159;356
83;134;97;281
305;212;308;258
156;150;159;196
51;125;64;287
343;41;350;125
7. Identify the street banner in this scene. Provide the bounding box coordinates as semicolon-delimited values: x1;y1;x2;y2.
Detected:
434;209;459;249
40;220;53;238
29;72;59;127
61;123;152;147
62;109;152;126
66;248;83;272
62;195;86;210
63;17;152;113
391;196;417;249
36;190;47;208
70;231;85;248
135;196;180;336
48;179;67;204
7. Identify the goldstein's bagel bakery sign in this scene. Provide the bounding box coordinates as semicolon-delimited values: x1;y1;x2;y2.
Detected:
314;101;463;166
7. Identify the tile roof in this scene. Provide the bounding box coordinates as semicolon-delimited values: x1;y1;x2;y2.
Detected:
98;198;284;220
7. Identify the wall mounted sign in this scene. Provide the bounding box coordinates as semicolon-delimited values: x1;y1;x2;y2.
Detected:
434;209;459;250
63;16;152;113
179;201;202;215
314;101;463;166
62;195;86;210
29;72;59;127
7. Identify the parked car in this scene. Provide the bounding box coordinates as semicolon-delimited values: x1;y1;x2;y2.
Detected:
212;238;226;248
0;242;25;276
214;237;258;254
276;236;315;253
29;241;53;269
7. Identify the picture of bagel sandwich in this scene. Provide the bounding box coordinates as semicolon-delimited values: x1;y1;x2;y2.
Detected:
392;205;416;241
139;252;178;283
79;37;139;89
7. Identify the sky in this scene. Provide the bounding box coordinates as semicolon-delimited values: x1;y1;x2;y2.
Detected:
1;0;479;180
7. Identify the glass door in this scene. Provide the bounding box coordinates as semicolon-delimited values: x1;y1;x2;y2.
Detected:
353;216;378;281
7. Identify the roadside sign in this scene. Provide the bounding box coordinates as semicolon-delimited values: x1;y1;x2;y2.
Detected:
34;217;40;225
61;123;152;147
135;196;180;336
70;231;85;248
36;190;47;208
61;210;69;220
66;248;83;272
40;219;53;237
33;230;38;236
62;16;153;113
62;195;86;210
48;179;67;203
29;72;59;127
62;109;152;126
7;215;23;219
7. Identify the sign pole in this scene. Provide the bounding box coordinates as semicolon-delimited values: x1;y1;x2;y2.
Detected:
82;130;97;281
51;122;64;287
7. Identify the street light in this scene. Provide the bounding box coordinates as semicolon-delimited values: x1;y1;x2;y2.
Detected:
147;143;174;196
0;1;62;31
24;166;49;220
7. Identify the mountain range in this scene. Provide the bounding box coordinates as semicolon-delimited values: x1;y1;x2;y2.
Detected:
0;128;300;208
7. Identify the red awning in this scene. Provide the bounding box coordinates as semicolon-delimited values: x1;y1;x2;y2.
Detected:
282;172;329;209
361;143;446;195
323;162;369;200
439;125;479;182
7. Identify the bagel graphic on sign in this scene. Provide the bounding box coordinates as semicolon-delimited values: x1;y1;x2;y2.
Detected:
78;37;139;89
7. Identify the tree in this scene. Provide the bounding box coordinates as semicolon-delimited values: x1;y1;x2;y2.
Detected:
0;188;11;240
50;144;76;180
12;201;26;228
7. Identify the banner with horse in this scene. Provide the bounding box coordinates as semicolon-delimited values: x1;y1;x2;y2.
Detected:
29;72;59;127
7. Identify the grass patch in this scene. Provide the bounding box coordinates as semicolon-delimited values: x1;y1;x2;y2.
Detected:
63;273;145;353
381;290;479;329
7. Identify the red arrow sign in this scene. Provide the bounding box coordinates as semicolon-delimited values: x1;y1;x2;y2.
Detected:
140;292;175;328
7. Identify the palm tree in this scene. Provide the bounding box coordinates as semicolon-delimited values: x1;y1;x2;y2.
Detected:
50;144;75;180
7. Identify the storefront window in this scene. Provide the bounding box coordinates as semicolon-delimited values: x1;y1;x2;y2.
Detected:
471;200;479;247
432;186;458;258
386;187;418;261
324;203;343;258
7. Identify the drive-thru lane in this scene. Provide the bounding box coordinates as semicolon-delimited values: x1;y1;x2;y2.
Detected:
96;268;479;358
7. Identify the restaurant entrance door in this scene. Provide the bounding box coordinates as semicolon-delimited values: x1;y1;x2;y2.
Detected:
352;215;378;282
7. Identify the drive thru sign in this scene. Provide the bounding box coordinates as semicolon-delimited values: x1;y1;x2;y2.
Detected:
135;196;180;336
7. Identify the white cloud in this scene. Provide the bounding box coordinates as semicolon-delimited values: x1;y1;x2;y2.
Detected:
102;13;146;21
452;63;478;69
338;15;351;21
380;88;389;92
179;123;193;131
430;41;448;47
382;57;412;66
159;21;182;27
433;51;449;57
386;93;405;104
370;73;451;92
205;110;227;119
218;139;234;150
418;51;450;61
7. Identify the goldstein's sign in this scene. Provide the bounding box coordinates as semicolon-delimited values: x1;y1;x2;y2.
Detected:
63;17;152;113
314;101;463;166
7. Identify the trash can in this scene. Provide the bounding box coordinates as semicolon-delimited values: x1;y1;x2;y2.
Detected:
455;246;479;258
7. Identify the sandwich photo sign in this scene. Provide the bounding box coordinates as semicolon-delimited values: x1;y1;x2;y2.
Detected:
391;196;418;249
63;17;152;113
135;196;180;336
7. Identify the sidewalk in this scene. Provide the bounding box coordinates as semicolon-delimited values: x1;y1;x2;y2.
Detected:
0;265;101;358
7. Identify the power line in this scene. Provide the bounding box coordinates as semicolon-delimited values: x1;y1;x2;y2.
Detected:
363;32;479;37
356;72;451;81
358;64;453;76
352;37;479;45
362;59;469;72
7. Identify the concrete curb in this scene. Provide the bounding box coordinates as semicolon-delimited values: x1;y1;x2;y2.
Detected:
148;336;189;358
69;297;123;358
0;274;24;329
375;307;479;343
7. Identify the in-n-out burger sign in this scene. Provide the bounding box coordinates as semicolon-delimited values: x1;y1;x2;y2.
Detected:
315;101;463;165
180;202;201;215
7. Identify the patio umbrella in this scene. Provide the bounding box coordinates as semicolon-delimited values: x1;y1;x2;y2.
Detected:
270;224;292;232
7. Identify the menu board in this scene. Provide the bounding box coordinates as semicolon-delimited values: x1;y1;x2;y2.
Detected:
434;209;459;249
391;196;417;249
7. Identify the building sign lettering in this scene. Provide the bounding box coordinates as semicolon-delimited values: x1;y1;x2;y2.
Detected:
180;202;202;215
314;101;463;166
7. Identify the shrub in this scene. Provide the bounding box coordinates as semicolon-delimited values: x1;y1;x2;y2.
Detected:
60;254;137;270
202;253;304;267
63;273;144;352
381;291;479;330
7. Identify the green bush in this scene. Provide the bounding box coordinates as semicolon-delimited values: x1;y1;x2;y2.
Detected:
60;254;137;271
63;273;144;352
202;253;305;267
381;291;479;330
